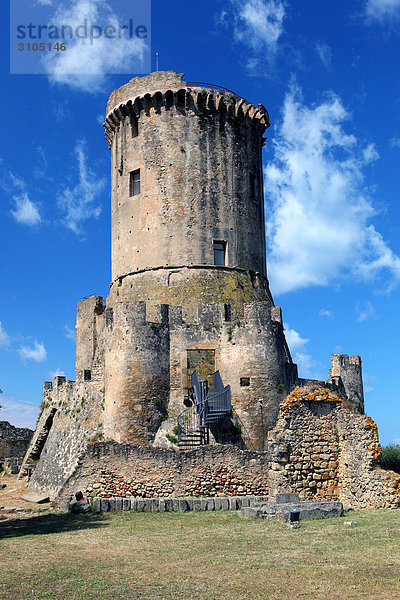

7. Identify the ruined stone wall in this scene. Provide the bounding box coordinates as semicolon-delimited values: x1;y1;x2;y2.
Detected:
56;443;270;503
0;421;32;461
24;376;104;498
268;386;400;509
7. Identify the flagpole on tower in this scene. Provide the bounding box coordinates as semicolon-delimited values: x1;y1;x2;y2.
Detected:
156;51;159;71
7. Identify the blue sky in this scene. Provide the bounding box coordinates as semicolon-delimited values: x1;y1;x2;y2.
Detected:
0;0;399;445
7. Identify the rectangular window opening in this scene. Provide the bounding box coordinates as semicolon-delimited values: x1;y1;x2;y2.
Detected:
213;241;226;266
84;369;91;381
130;169;140;196
224;304;231;322
131;115;139;138
240;377;250;387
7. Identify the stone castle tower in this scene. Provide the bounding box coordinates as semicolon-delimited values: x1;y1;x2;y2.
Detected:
22;72;372;503
100;70;298;448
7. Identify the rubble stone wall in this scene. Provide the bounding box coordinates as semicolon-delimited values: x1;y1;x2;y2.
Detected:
0;421;33;461
268;386;400;509
56;443;270;504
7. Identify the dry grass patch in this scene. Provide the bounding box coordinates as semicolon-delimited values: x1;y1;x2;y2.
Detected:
0;509;399;599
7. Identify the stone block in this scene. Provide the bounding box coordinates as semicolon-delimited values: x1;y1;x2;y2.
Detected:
179;499;189;512
151;498;160;512
136;498;145;512
122;498;131;511
100;498;109;512
19;492;50;504
242;497;250;507
229;497;239;510
193;499;202;511
115;497;123;512
214;497;222;510
172;499;179;512
93;498;101;513
206;498;215;511
221;498;229;511
186;498;194;510
108;498;116;511
143;499;152;512
239;507;261;518
164;498;174;512
275;493;299;504
159;499;166;513
200;498;208;511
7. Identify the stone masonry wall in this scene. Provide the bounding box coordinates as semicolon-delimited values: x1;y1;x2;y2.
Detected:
0;421;33;461
24;376;105;498
268;386;400;509
56;443;269;504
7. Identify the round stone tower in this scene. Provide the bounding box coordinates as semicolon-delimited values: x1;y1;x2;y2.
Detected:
104;70;272;310
103;71;294;448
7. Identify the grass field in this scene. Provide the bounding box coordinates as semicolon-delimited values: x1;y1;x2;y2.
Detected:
0;508;399;600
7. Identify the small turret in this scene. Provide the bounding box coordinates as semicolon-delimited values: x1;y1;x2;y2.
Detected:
328;354;364;413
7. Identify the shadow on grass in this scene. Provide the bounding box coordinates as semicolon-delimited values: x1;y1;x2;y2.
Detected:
0;511;109;539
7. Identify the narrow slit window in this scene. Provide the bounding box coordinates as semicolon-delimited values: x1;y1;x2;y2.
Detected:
130;169;140;196
131;115;139;138
213;241;226;266
250;172;256;201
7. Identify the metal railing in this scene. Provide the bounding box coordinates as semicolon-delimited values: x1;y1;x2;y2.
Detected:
177;405;208;445
187;82;239;96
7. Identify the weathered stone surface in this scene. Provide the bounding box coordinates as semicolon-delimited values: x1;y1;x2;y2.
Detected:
70;500;91;514
19;492;50;504
239;500;343;521
275;493;299;504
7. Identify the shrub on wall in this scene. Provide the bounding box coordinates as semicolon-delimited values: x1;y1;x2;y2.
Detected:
380;444;400;474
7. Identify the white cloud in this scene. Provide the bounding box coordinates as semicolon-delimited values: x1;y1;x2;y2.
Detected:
221;0;285;73
390;137;400;148
355;300;376;321
315;42;332;68
64;324;75;340
0;322;10;348
19;341;47;363
57;140;104;236
42;0;147;93
6;171;42;226
365;0;400;21
284;323;309;352
394;437;400;444
265;84;400;294
48;367;65;379
0;394;39;429
363;373;377;393
318;309;334;319
284;323;321;377
11;192;42;226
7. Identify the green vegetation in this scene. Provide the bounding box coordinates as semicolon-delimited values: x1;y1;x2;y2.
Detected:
381;444;400;474
0;509;399;599
277;383;285;394
166;434;177;444
153;396;163;409
172;425;178;436
233;420;242;435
